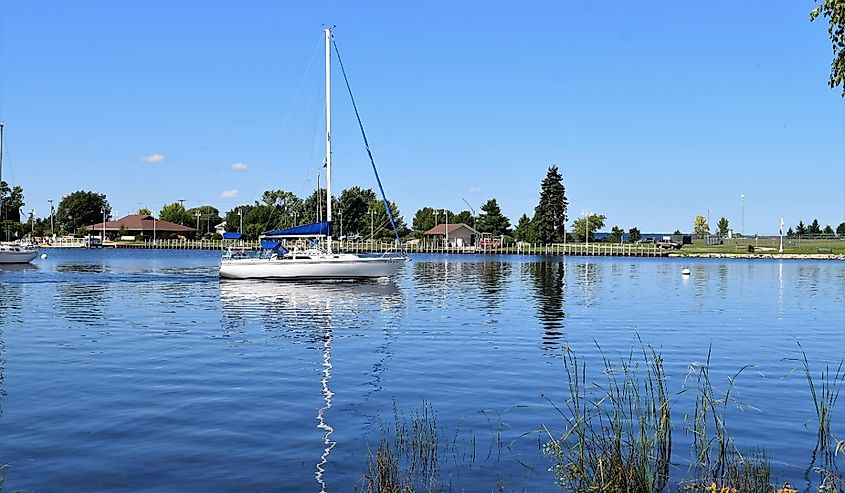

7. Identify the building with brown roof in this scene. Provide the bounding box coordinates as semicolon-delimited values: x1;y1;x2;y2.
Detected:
423;223;478;247
87;214;196;239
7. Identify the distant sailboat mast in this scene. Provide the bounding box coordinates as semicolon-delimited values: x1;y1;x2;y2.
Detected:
325;27;333;254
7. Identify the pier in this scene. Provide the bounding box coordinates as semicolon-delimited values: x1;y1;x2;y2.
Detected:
43;238;669;257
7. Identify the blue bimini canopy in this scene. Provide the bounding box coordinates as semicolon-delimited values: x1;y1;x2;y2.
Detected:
264;222;331;238
222;232;243;240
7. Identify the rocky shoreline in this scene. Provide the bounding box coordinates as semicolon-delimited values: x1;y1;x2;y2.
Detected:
668;253;845;260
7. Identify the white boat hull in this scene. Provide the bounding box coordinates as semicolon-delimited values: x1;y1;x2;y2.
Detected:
0;244;39;264
219;254;405;280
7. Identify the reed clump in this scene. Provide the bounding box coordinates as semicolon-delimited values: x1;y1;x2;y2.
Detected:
542;344;672;492
362;402;446;493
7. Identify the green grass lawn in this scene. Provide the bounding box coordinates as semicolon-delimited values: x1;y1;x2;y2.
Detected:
675;238;844;255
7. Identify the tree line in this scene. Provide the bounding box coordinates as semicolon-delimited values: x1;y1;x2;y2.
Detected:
5;172;845;243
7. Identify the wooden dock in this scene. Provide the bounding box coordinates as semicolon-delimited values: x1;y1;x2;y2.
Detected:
46;239;668;257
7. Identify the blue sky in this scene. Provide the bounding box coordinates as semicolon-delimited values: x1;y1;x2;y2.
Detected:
0;1;842;234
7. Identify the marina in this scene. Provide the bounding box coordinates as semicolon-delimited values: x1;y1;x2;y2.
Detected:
0;249;842;490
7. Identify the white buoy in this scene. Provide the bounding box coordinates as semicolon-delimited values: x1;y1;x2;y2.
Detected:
681;267;690;276
40;253;48;259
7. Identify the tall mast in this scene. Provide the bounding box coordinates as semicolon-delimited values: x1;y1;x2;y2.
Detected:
324;27;333;254
0;123;4;217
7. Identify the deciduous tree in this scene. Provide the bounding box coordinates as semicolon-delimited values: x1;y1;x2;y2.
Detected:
693;215;710;236
609;225;624;242
811;0;845;95
837;222;845;236
56;191;110;234
338;187;376;236
159;202;192;226
572;213;606;242
628;227;641;243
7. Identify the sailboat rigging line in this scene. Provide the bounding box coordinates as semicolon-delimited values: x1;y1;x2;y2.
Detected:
330;36;402;246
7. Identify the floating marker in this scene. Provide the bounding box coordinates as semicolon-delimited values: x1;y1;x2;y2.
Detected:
681;268;690;276
40;253;48;259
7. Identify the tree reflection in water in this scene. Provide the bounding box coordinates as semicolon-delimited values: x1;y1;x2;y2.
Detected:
527;261;567;350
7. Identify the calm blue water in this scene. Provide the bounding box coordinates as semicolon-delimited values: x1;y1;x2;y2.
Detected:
0;249;843;491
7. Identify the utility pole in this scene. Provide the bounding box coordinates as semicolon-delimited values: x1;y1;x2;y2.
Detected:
48;199;55;238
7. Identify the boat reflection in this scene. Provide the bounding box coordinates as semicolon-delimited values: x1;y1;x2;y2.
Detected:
219;280;401;492
0;263;38;274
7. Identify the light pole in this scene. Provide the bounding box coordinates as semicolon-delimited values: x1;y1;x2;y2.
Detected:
740;194;745;236
153;215;157;244
101;207;106;242
444;209;449;247
238;208;243;234
29;209;35;237
48;199;55;238
370;208;374;240
195;210;201;236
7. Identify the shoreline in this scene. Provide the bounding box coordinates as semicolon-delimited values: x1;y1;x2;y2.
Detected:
668;252;845;260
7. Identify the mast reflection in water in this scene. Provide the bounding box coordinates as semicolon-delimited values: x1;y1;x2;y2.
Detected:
219;280;402;491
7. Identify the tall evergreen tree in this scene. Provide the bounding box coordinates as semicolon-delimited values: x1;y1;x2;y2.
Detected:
809;218;822;235
796;220;807;236
837;222;845;237
532;165;568;244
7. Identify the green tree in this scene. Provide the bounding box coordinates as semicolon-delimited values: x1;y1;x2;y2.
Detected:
186;205;221;236
56;191;110;234
159;202;192;226
368;198;407;240
809;219;822;235
136;207;151;215
628;227;641;243
453;210;475;227
717;217;729;236
338;187;376;236
476;199;511;236
693;215;710;236
609;225;624;242
224;204;276;237
301;189;337;226
811;0;845;96
571;213;606;242
823;224;834;235
796;220;807;236
787;227;795;238
837;222;845;236
514;214;535;242
0;181;25;223
412;207;437;232
532;165;568;244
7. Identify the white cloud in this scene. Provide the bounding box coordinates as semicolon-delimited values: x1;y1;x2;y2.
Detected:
468;187;481;194
231;162;248;171
138;153;167;164
220;189;238;199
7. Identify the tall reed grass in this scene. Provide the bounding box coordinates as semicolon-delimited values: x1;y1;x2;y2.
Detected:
542;343;672;492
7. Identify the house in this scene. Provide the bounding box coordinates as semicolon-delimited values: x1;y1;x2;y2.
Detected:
423;223;478;247
87;214;196;239
214;222;227;236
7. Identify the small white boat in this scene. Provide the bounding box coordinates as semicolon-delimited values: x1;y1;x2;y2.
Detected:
219;28;406;280
0;123;39;264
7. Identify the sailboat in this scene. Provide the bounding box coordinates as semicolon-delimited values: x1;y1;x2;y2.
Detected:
0;123;39;264
219;28;406;280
